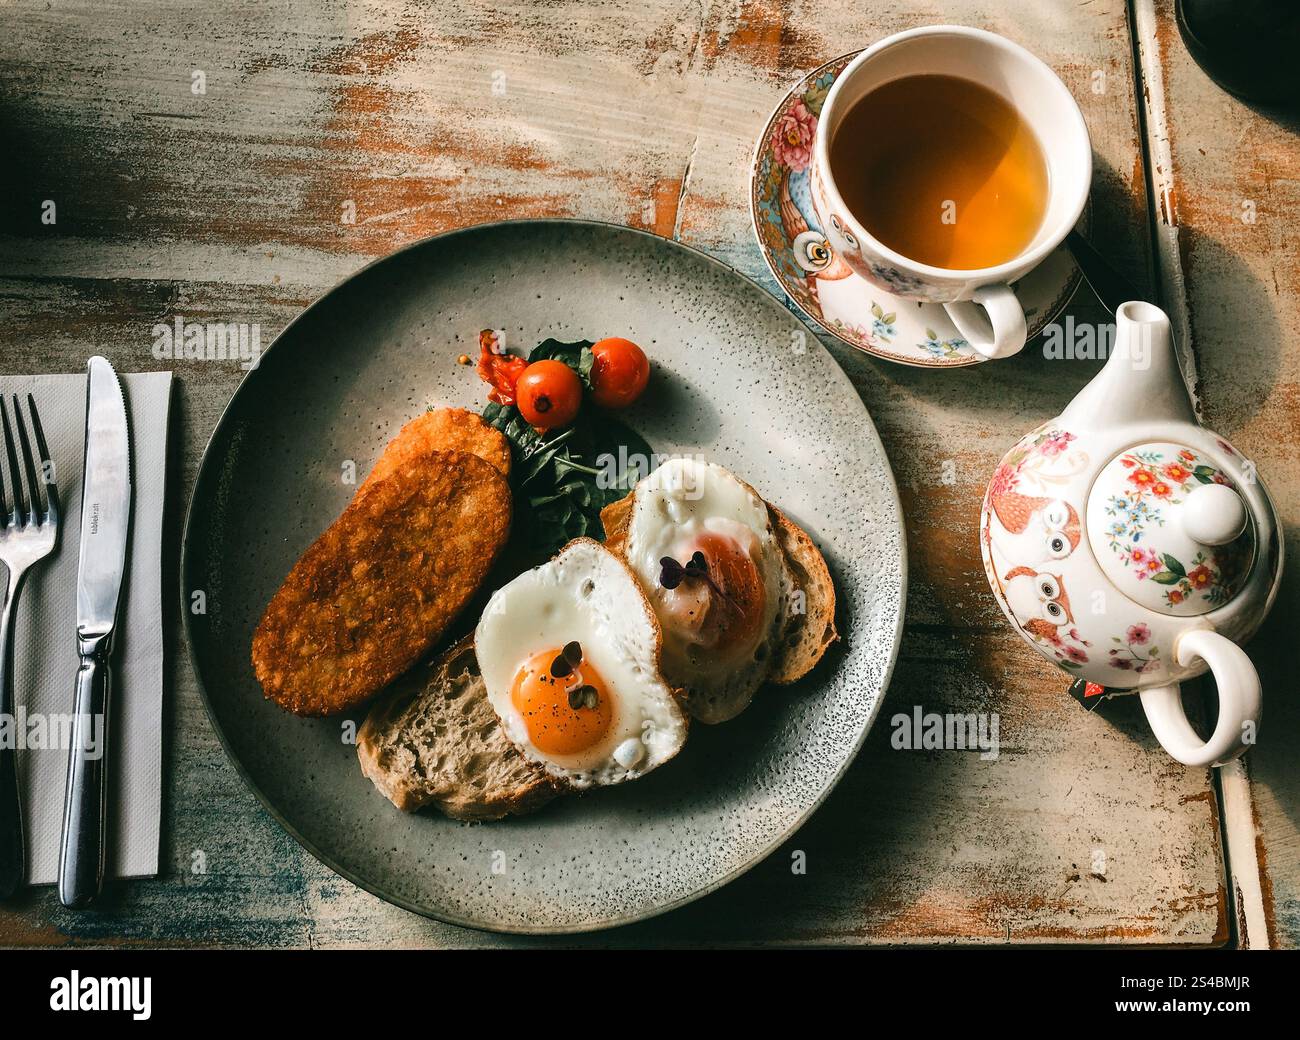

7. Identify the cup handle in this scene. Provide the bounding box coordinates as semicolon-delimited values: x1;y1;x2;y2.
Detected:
943;284;1027;360
1138;629;1262;767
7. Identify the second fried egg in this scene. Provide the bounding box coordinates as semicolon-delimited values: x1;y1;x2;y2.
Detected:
622;457;790;723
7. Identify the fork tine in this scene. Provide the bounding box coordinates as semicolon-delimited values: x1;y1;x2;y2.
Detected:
13;395;43;523
0;397;25;526
26;393;58;524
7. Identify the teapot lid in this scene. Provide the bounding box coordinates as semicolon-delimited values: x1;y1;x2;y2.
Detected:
1085;441;1254;616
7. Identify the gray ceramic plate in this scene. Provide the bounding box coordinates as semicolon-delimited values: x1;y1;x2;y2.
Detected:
181;219;905;934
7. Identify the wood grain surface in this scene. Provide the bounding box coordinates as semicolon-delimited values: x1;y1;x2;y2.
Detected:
0;0;1242;946
1140;0;1300;950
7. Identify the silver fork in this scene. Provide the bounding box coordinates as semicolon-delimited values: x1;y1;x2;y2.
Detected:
0;394;60;898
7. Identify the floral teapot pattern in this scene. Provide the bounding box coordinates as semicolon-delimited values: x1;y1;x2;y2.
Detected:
980;302;1283;767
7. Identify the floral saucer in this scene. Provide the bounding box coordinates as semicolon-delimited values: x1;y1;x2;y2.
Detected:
750;52;1084;368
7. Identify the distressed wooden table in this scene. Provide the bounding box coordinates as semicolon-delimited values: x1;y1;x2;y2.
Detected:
0;0;1289;947
1136;0;1300;950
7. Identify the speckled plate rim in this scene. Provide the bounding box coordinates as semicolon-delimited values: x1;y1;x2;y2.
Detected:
179;218;907;935
749;51;1085;369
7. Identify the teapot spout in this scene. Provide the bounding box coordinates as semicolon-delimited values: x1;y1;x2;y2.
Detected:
1059;301;1197;431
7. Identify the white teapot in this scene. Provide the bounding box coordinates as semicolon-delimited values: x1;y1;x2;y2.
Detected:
980;301;1282;766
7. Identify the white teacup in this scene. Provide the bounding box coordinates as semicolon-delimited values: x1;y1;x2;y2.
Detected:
810;26;1092;360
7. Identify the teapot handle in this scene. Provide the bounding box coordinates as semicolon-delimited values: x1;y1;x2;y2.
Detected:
1138;629;1261;767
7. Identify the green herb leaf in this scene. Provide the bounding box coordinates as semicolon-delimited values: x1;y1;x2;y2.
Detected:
482;375;656;557
528;338;596;388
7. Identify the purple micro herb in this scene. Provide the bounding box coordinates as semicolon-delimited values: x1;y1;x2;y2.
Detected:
550;640;584;679
658;557;684;590
658;551;730;601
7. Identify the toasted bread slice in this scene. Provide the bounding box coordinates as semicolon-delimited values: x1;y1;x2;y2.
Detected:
252;450;511;716
358;637;562;819
360;408;511;495
600;492;634;556
598;489;837;685
765;505;838;683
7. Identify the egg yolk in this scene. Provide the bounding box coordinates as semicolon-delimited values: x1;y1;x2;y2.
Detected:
663;531;766;652
510;648;613;757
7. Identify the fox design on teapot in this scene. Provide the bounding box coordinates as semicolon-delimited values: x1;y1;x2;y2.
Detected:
999;564;1093;665
983;425;1086;568
988;490;1080;566
981;423;1162;678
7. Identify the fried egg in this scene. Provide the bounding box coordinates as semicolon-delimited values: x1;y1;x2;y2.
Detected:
622;457;790;723
475;538;687;789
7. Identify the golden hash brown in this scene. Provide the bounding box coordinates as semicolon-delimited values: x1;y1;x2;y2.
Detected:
360;408;511;495
252;450;512;717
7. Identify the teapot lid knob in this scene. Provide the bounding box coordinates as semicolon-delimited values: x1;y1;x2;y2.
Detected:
1183;483;1248;546
1086;441;1255;616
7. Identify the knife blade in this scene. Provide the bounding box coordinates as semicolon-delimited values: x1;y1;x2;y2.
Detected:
58;356;131;908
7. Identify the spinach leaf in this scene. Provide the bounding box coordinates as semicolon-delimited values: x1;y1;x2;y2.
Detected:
528;338;596;388
482;393;655;557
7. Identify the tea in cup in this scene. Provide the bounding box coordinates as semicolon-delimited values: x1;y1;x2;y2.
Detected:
810;26;1092;359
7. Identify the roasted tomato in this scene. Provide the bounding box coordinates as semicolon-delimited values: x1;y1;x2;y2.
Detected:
476;329;528;405
590;337;649;409
516;360;583;430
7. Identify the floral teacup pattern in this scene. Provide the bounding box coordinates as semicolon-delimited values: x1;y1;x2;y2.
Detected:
750;52;1081;368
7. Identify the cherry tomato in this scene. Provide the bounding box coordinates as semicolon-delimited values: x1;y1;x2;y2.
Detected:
516;360;582;430
590;337;649;409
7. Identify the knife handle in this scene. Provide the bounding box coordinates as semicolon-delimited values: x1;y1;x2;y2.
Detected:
58;631;111;908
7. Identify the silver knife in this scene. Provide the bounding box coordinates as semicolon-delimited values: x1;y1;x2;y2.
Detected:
58;356;131;907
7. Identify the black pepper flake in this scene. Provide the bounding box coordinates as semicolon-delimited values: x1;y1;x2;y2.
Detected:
562;640;583;666
550;653;572;678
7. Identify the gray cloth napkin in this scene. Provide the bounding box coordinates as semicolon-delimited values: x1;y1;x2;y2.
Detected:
0;371;171;884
